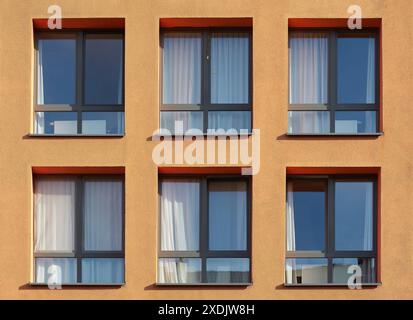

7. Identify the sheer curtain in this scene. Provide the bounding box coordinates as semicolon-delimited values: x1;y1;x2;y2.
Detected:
84;179;123;251
160;180;199;251
34;178;75;251
37;40;45;104
363;182;373;250
288;111;330;133
208;111;251;131
162;33;201;104
158;258;201;284
366;37;375;103
82;258;124;283
210;32;249;104
286;182;296;251
35;258;77;284
289;32;328;104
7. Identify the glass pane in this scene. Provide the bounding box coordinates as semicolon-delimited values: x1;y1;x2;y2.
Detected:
84;34;123;105
35;112;77;134
287;181;326;251
82;112;124;134
288;111;330;134
37;37;76;104
335;181;374;251
82;258;124;284
35;258;77;284
337;36;376;104
34;178;76;251
160;180;200;251
285;258;328;284
208;111;251;132
84;179;123;251
158;258;201;284
333;258;376;284
289;32;328;104
206;258;250;283
335;111;377;133
160;111;203;134
209;181;247;251
211;32;249;104
162;33;202;104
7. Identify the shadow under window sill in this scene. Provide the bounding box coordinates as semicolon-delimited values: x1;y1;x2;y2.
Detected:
283;282;382;288
285;132;383;137
25;133;125;138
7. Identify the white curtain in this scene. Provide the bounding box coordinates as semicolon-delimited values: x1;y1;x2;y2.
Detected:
210;32;249;104
288;111;330;133
363;183;373;250
208;181;247;250
37;40;45;104
289;32;328;104
35;258;76;284
163;33;201;104
158;258;200;284
160;111;203;133
34;179;75;251
208;111;251;131
35;112;45;134
160;180;199;251
285;259;296;284
286;182;296;251
366;37;375;103
84;180;123;251
82;258;124;284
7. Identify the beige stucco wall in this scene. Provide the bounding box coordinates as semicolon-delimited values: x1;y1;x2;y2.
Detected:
0;0;412;299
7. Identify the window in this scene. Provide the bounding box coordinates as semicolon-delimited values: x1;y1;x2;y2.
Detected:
288;30;379;134
158;176;251;284
285;176;377;285
35;32;124;135
34;175;124;284
160;30;252;134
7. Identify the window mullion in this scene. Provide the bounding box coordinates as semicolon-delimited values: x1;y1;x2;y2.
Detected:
75;176;84;283
200;178;208;282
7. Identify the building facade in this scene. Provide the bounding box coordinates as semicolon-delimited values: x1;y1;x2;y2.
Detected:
0;0;412;299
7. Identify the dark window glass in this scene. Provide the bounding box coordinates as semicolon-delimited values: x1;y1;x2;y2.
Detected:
158;177;250;284
337;36;375;104
209;181;247;251
286;177;376;285
288;31;379;134
161;30;252;133
82;112;124;134
287;181;326;251
84;34;124;105
332;258;376;284
335;181;374;251
335;111;376;133
37;37;76;104
206;258;250;283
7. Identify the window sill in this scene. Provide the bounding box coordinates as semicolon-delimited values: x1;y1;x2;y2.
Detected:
29;282;125;287
27;134;125;138
283;282;381;288
155;282;252;287
285;132;383;137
